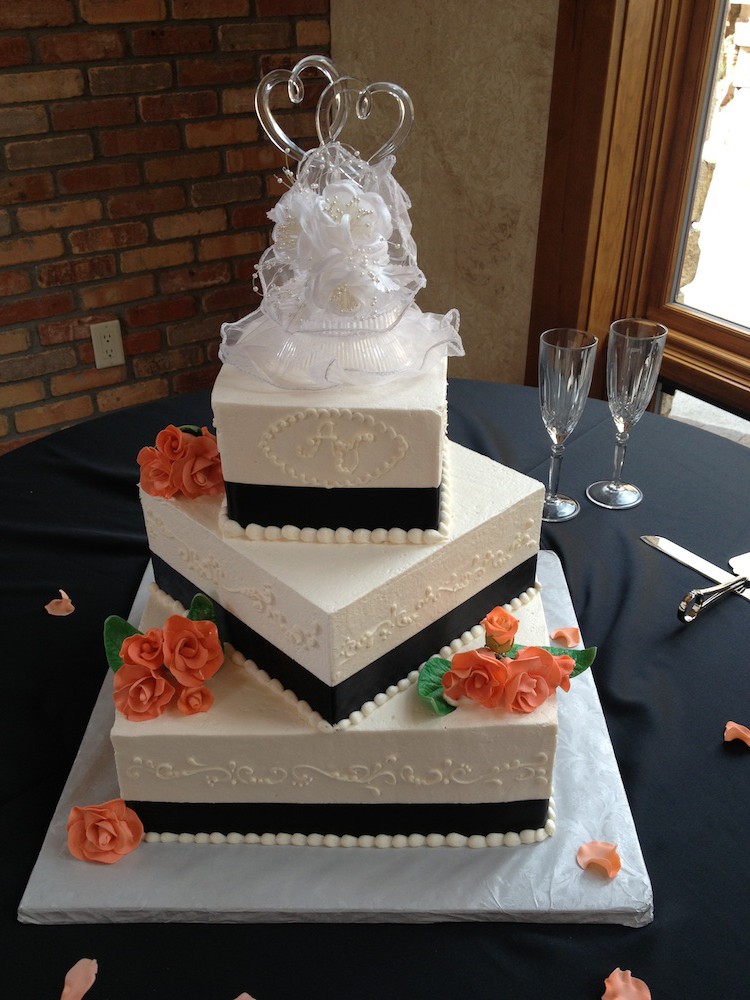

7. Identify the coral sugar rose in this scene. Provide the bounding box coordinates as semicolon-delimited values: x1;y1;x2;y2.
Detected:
137;445;176;498
162;615;223;687
113;661;175;721
442;647;508;708
119;627;163;673
67;798;143;864
177;684;215;716
482;606;519;655
169;428;223;499
502;646;562;714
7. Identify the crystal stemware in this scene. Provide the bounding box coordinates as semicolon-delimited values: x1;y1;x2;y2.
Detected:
538;328;598;522
586;318;667;510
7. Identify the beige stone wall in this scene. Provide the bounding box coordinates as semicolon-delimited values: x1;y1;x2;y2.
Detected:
331;0;558;383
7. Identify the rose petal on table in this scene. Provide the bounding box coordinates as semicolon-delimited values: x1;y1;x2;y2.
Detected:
724;720;750;747
576;841;622;878
60;958;98;1000
550;626;581;648
233;994;256;1000
45;589;75;616
602;967;651;999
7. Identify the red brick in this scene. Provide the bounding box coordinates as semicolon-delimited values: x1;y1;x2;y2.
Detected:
219;22;292;51
0;328;31;356
107;186;185;219
0;271;32;297
172;362;220;394
185;118;258;148
0;233;63;267
0;435;48;455
1;68;83;104
51;366;126;396
259;53;309;76
0;212;9;238
139;90;217;122
221;88;254;115
256;0;327;12
191;175;262;207
296;19;331;46
274;110;316;140
198;232;266;260
123;330;162;355
153;208;226;240
99;124;180;157
69;221;147;254
0;380;44;408
17;198;103;232
6;134;92;170
0;346;76;382
38;30;125;63
234;255;262;281
16;395;94;433
132;25;213;55
97;378;168;413
80;275;155;310
37;255;116;288
172;0;248;16
231;203;274;229
133;344;203;377
166;314;228;346
0;173;55;206
265;174;287;198
0;2;74;29
0;106;48;138
51;97;136;131
120;242;194;274
0;292;75;327
160;262;230;294
226;145;287;173
39;314;117;346
144;150;219;183
89;63;172;96
202;284;260;313
177;58;255;87
80;0;166;23
126;296;196;328
58;162;140;194
0;36;32;67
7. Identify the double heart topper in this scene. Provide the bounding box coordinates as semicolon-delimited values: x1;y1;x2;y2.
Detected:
255;54;414;166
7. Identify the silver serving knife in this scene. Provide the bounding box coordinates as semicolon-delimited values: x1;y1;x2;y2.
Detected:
640;535;750;623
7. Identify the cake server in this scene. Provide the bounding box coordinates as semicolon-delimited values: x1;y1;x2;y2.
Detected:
640;536;750;623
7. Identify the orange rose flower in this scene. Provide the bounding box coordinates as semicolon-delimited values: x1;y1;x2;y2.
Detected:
502;646;561;713
482;606;519;655
553;652;576;692
162;614;223;687
155;424;191;461
119;627;164;673
113;661;175;721
169;428;223;499
137;445;177;498
66;798;143;864
442;647;509;708
177;684;215;716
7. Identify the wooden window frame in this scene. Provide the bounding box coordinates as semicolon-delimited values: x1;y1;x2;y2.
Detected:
526;0;750;416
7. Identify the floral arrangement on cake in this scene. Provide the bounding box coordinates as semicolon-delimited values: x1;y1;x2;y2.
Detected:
218;55;463;388
105;594;223;721
418;607;596;716
137;424;223;500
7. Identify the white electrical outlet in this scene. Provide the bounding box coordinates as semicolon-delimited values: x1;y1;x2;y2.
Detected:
90;320;125;369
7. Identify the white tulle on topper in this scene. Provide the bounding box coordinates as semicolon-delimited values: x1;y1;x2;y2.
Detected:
219;56;463;389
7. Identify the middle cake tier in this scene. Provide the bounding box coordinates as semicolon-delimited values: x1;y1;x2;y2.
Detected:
141;441;544;723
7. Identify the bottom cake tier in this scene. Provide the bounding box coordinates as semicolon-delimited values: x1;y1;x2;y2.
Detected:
111;584;557;845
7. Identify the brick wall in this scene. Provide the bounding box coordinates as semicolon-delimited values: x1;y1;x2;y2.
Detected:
0;0;330;454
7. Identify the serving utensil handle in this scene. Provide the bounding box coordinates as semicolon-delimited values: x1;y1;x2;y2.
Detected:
678;575;748;623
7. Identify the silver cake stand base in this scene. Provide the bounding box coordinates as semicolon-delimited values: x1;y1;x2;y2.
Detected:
19;552;653;926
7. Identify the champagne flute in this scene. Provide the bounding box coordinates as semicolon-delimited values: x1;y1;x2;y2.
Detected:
538;328;598;522
586;318;667;510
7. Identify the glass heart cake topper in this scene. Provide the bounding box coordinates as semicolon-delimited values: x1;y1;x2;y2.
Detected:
220;56;463;389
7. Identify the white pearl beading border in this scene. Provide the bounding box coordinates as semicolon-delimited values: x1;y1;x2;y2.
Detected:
218;452;451;546
142;798;556;850
149;581;541;733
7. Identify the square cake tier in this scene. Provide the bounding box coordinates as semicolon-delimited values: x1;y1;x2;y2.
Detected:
112;586;555;841
140;441;543;723
212;359;448;532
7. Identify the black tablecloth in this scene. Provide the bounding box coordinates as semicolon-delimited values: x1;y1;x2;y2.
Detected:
2;380;749;998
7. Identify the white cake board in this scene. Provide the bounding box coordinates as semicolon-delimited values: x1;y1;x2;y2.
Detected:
18;552;653;926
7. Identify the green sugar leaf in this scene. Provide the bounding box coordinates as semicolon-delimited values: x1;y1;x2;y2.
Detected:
417;656;455;716
506;642;597;678
178;424;202;436
104;615;140;673
186;593;217;626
